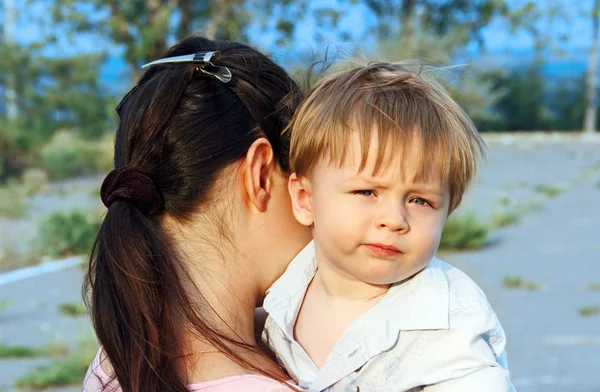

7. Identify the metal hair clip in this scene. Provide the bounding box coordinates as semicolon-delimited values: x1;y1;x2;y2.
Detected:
141;51;232;83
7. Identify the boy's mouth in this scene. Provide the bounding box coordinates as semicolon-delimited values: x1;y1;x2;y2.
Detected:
363;243;402;258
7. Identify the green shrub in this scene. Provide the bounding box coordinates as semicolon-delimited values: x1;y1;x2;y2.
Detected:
534;184;562;198
587;283;600;291
517;200;542;214
14;337;96;389
0;179;29;219
492;210;520;228
0;343;67;359
0;344;44;358
0;245;42;272
439;213;488;251
21;168;49;195
39;210;102;257
578;305;599;317
502;274;541;290
58;302;87;317
40;131;113;180
496;197;511;207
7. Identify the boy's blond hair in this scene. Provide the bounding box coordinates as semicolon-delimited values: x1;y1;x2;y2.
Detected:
287;61;485;212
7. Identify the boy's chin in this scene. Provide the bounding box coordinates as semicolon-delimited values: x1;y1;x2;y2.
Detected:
358;270;409;287
359;263;429;286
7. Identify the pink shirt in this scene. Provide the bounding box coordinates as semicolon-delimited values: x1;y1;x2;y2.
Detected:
83;348;299;392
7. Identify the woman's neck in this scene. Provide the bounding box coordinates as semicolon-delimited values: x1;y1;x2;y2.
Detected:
168;230;285;382
177;238;260;346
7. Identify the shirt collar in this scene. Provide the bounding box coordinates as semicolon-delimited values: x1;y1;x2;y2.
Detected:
264;241;450;336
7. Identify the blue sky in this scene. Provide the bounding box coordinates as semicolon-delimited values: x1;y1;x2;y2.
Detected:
260;0;594;55
11;0;597;85
14;0;596;53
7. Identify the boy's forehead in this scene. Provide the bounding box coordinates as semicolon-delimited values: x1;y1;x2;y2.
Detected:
344;130;434;170
322;151;448;189
318;130;447;187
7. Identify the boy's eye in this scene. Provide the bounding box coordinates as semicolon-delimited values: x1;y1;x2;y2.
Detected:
410;197;430;206
353;190;374;196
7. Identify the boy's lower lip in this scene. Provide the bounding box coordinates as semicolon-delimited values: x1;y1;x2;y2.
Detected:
364;244;402;257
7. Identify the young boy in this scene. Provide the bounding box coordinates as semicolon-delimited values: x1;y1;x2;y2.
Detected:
262;62;514;391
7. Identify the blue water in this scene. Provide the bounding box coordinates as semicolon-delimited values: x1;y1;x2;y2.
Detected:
99;53;591;96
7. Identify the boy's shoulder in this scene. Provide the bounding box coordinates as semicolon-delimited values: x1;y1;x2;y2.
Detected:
426;257;493;313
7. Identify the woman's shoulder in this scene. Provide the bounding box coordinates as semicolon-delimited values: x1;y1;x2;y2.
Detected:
189;375;301;391
81;347;116;392
82;348;119;392
82;347;302;392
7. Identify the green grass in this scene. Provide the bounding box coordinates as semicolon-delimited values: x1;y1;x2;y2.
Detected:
58;302;87;317
0;343;68;359
502;274;541;291
502;182;529;191
497;197;511;207
0;180;29;219
20;168;49;195
439;213;488;251
579;161;600;180
0;344;44;358
534;184;562;198
517;200;542;214
39;210;102;257
0;243;42;273
578;305;599;317
491;199;542;229
587;283;600;291
492;210;520;228
89;184;101;198
40;131;113;181
14;337;97;390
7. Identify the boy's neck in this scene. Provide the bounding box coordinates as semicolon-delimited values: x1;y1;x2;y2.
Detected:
314;262;391;302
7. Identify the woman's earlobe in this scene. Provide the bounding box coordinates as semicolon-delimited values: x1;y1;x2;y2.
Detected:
288;173;314;227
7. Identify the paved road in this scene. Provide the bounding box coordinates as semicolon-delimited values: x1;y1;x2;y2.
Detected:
0;137;598;391
0;266;90;391
445;141;600;392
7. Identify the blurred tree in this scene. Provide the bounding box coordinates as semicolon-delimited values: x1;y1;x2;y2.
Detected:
489;62;554;131
355;1;573;131
357;1;537;130
0;42;111;179
44;0;253;78
550;75;587;131
361;0;541;47
584;0;600;133
43;0;328;79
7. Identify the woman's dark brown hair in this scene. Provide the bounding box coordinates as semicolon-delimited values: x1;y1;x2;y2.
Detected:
83;36;302;392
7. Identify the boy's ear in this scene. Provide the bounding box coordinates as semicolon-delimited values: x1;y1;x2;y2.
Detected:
288;173;314;227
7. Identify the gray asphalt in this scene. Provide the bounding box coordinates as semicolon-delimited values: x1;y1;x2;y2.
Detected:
0;135;598;391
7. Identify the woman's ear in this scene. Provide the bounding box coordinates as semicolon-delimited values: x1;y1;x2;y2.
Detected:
288;173;314;227
243;138;274;212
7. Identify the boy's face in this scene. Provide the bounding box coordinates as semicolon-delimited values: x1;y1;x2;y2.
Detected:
290;131;450;286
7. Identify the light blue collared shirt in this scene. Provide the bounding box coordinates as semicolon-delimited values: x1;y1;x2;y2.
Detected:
262;241;515;392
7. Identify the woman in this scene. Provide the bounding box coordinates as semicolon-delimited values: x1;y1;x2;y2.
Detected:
83;35;311;391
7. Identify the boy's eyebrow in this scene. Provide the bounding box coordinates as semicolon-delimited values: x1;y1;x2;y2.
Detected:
409;185;447;197
342;174;386;186
343;174;447;196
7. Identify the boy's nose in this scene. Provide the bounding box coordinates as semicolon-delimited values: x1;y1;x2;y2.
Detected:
378;205;409;233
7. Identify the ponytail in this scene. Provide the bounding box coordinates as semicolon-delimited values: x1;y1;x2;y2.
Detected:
84;200;186;391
